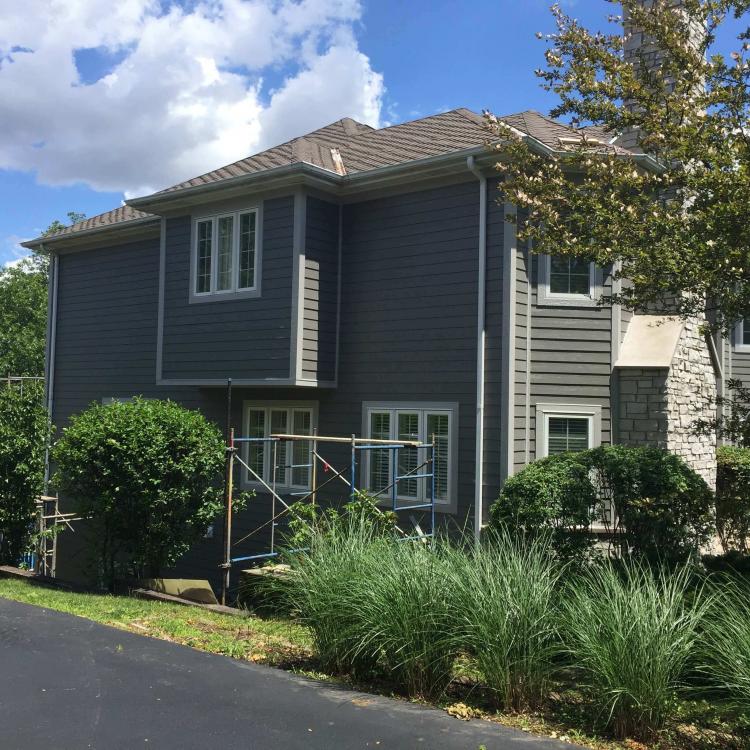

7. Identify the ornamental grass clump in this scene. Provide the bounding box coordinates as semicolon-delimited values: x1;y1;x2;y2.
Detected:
278;518;382;678
445;530;562;711
698;577;750;713
353;538;459;699
561;562;709;740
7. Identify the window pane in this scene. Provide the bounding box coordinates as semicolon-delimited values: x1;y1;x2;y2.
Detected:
426;413;449;501
247;409;265;481
196;220;213;293
270;410;288;485
549;256;590;296
547;417;589;455
292;410;312;487
397;412;419;498
369;412;391;494
239;212;256;289
744;318;750;346
568;257;591;295
217;216;233;291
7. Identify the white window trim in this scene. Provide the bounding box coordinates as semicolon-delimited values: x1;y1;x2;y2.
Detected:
734;318;750;352
535;402;602;459
241;401;317;491
361;401;459;511
537;254;600;308
190;205;263;303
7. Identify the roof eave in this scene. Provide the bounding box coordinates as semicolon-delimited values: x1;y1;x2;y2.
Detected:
21;216;161;250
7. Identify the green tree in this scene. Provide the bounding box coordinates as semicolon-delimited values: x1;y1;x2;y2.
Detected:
493;0;750;328
52;398;235;590
0;380;47;565
1;211;85;377
0;259;48;377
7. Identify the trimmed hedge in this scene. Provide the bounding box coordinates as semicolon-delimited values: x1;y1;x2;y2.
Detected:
490;445;714;565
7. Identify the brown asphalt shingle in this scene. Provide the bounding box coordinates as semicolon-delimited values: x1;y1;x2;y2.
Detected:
33;108;634;243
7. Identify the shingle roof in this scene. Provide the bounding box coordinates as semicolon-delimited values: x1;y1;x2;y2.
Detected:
32;205;155;243
31;108;635;244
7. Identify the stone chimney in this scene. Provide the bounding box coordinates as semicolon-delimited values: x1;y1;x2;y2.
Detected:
619;0;705;152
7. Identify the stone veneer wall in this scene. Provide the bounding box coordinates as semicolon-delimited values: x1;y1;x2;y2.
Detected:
617;318;717;488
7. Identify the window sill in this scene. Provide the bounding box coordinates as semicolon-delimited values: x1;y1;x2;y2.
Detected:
190;287;261;304
537;291;601;309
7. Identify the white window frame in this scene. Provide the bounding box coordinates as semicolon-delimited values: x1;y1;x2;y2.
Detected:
190;206;262;302
241;401;317;490
538;254;600;307
735;318;750;352
535;403;602;458
361;401;458;510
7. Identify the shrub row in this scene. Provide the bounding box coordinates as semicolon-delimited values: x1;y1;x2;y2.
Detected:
268;522;750;741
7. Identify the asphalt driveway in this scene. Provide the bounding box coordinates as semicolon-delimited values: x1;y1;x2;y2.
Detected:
0;597;570;749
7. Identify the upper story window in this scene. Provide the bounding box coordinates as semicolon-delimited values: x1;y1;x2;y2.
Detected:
363;403;456;505
538;254;598;307
735;317;750;352
193;208;259;298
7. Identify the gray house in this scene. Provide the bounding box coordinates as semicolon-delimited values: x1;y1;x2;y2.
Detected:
23;106;740;585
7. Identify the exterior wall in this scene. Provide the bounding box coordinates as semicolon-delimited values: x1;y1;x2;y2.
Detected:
617;368;669;448
301;196;339;382
512;251;615;469
160;196;295;381
49;177;496;585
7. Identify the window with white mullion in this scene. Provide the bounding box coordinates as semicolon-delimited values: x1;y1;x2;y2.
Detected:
193;208;258;297
366;407;452;503
242;404;314;489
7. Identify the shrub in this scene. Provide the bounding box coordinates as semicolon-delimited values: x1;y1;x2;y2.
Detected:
446;530;562;710
698;577;750;712
562;562;709;739
588;445;714;566
282;492;397;552
715;446;750;554
52;398;230;589
0;381;48;565
489;453;597;562
490;446;714;566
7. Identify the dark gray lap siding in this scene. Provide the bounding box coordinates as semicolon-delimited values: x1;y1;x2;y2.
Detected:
328;179;483;522
161;197;295;381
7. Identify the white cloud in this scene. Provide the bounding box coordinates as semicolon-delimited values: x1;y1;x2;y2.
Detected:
1;235;31;269
0;0;384;197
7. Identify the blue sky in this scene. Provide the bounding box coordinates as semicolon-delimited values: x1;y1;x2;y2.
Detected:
0;0;742;266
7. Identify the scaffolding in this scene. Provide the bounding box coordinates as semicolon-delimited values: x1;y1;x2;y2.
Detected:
219;427;437;605
34;495;82;577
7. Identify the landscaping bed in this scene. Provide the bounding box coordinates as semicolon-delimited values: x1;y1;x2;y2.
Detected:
1;572;747;750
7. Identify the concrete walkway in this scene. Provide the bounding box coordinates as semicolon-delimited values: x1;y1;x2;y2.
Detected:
0;597;571;749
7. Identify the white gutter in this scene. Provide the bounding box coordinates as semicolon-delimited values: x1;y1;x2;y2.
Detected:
467;155;486;541
43;248;58;490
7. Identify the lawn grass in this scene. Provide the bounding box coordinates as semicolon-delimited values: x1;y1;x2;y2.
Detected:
0;577;311;667
0;577;745;750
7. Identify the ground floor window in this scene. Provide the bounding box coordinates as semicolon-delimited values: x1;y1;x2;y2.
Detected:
535;403;602;459
242;402;315;489
363;403;456;504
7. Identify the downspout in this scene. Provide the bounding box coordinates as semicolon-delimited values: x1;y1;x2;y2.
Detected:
43;247;58;491
467;156;486;541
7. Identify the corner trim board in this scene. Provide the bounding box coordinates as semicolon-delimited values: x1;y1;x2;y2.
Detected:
156;217;166;382
290;190;306;380
501;200;517;483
